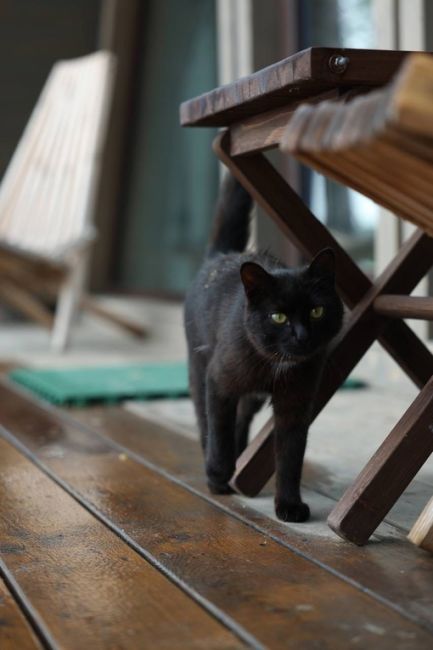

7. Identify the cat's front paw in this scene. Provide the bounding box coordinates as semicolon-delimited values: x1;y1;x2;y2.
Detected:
275;499;310;523
207;479;234;495
206;461;235;495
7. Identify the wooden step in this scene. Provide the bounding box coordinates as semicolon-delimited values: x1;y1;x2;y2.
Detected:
1;384;433;648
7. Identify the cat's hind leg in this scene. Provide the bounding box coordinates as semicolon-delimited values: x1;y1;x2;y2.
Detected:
188;352;208;451
205;374;238;494
235;394;266;457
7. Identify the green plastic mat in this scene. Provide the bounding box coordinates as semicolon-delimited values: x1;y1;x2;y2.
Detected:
9;362;366;407
9;362;189;406
339;377;368;390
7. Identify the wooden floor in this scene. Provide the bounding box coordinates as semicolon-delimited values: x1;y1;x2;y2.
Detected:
1;380;433;649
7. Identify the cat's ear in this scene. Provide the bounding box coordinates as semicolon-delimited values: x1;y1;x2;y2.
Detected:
308;248;335;279
240;262;274;300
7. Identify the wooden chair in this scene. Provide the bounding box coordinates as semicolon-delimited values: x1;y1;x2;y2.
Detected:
0;51;145;351
181;48;433;545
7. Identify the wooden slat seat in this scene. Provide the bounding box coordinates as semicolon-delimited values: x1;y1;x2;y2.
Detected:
280;54;433;235
0;54;108;260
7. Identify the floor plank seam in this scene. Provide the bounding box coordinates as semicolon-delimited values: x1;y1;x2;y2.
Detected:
0;424;264;650
113;397;433;530
0;555;59;650
55;413;433;633
3;378;423;535
2;381;432;638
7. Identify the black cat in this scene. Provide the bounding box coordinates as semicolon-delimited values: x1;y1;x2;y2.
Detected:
184;175;343;522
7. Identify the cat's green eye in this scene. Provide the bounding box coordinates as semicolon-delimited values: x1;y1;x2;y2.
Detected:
310;306;324;320
271;312;288;325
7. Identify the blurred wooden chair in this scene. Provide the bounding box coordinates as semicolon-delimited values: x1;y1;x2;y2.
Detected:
0;51;145;351
182;48;433;545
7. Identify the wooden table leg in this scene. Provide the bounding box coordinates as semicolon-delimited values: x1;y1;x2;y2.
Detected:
328;374;433;545
214;131;433;497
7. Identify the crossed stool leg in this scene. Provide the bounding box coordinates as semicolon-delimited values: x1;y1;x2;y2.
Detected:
213;130;433;545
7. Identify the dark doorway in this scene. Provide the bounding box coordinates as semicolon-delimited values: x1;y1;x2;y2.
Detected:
113;0;219;296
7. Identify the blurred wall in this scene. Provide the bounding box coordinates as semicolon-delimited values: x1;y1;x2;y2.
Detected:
0;0;101;181
112;0;219;296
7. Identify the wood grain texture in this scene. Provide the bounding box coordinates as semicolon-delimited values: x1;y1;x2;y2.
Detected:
230;90;339;156
279;54;433;236
180;48;415;127
374;295;433;319
290;145;433;236
1;385;433;649
72;404;433;636
0;434;244;650
0;578;43;650
279;54;433;148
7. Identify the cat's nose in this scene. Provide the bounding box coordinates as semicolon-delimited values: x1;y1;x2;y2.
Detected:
292;322;309;342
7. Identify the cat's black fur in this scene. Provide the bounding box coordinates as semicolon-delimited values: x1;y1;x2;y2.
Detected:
184;175;344;522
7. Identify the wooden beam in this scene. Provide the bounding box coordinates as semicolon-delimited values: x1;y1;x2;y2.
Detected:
328;376;433;545
374;295;433;319
80;294;147;338
0;279;54;329
230;90;339;156
181;48;416;127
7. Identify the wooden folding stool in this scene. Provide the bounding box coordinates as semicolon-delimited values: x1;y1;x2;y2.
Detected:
181;48;433;545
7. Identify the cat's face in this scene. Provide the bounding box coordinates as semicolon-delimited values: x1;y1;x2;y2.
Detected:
240;249;343;363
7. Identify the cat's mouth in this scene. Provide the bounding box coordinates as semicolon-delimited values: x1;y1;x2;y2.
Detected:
252;339;315;365
278;342;327;364
260;347;314;366
279;350;313;364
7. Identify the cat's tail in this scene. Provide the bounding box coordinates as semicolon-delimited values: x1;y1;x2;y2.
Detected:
207;174;253;256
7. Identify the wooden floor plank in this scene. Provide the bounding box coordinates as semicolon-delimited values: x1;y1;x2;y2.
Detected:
0;577;43;650
0;436;246;650
72;404;433;635
0;385;432;649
